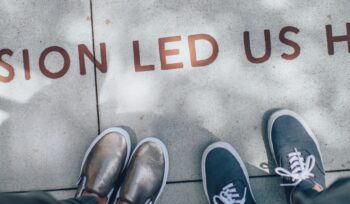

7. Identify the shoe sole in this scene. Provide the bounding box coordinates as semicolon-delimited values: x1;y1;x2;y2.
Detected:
77;127;132;198
127;137;169;204
267;109;324;166
201;141;256;203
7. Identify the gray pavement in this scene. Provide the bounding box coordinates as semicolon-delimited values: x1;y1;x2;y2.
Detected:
1;0;350;203
0;0;98;192
46;171;350;204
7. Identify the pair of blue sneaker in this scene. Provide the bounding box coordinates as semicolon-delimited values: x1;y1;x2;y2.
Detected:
202;109;325;204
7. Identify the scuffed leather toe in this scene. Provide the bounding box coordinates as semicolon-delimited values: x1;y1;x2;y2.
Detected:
119;138;169;204
76;128;131;197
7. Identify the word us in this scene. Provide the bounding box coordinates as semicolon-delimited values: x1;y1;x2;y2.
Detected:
1;23;349;83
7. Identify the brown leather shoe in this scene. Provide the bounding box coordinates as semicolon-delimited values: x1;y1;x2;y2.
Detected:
76;127;131;200
117;137;169;204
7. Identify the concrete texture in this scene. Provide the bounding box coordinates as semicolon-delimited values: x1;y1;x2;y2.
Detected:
92;0;350;182
1;0;350;204
0;0;98;191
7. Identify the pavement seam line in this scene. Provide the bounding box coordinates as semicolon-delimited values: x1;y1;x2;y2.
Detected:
89;0;101;134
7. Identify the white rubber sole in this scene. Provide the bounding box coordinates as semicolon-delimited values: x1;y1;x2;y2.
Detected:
267;109;324;166
201;141;256;203
77;127;132;198
128;137;170;204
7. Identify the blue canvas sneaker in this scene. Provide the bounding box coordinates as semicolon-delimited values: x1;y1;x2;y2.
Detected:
267;109;326;204
202;142;256;204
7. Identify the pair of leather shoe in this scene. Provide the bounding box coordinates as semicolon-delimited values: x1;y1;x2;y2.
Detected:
76;127;169;204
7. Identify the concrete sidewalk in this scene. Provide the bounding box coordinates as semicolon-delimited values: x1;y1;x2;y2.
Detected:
1;0;350;203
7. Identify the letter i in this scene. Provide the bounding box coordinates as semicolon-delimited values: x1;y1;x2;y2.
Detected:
23;49;31;80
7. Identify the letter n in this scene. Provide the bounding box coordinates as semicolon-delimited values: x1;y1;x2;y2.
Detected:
78;43;107;75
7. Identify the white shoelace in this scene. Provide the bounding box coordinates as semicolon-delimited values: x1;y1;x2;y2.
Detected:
275;148;316;186
213;183;247;204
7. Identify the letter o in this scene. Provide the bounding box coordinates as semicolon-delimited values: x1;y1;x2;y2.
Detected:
39;46;70;79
